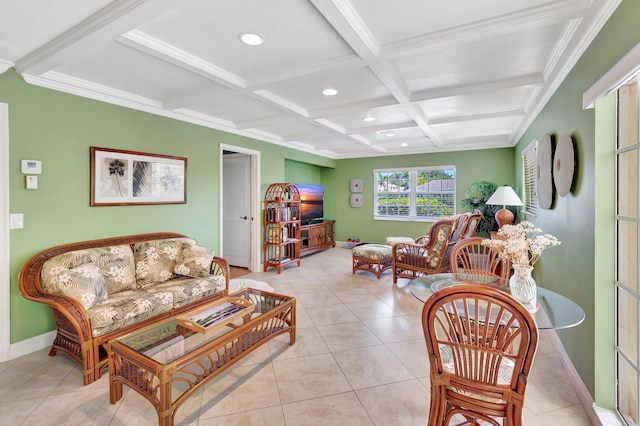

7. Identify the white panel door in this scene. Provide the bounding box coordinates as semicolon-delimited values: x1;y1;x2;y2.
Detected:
223;154;251;268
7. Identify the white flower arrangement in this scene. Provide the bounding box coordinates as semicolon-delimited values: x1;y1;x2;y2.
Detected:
482;221;561;266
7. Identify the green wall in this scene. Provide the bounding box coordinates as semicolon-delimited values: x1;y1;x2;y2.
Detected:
284;159;324;184
1;69;334;343
327;149;516;244
513;0;640;402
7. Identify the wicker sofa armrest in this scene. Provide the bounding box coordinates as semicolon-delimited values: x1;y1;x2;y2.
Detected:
211;256;230;291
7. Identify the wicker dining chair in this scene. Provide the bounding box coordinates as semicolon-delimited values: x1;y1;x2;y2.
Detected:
422;284;538;425
449;236;511;284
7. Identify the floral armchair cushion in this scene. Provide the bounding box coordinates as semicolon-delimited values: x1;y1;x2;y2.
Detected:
152;275;226;308
426;225;451;267
173;241;215;278
134;238;193;287
42;245;136;300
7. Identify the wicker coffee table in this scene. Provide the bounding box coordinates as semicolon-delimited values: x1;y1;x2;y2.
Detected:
108;288;296;426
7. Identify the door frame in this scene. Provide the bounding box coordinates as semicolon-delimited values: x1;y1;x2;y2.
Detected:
1;103;9;362
219;144;261;272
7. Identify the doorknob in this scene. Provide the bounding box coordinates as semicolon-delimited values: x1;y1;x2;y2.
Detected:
240;216;248;220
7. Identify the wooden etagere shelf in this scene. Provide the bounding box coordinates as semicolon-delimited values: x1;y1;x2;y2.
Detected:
263;183;301;274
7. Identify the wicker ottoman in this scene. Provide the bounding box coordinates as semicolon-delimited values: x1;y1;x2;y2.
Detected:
352;244;393;279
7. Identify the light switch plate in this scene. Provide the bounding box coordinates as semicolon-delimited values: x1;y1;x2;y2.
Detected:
10;213;24;229
26;175;38;189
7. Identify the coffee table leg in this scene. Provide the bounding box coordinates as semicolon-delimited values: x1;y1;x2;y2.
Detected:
158;371;174;426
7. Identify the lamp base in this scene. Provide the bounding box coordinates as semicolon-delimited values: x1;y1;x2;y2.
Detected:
495;208;514;228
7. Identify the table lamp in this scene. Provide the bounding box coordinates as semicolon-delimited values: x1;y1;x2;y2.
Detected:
486;186;523;228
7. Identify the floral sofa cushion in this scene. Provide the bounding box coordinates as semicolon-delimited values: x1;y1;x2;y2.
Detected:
87;289;174;337
41;263;107;310
173;241;215;278
42;245;136;300
152;275;226;308
134;238;193;287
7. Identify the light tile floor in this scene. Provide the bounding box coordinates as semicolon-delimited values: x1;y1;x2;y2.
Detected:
0;247;594;425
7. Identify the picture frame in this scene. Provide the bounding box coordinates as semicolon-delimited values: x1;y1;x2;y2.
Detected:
90;147;187;206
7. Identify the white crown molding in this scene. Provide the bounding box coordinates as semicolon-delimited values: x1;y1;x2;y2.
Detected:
20;71;342;159
514;0;622;142
584;39;640;108
0;59;15;74
15;0;183;75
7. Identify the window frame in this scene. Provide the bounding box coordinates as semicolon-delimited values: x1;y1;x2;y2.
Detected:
522;139;538;217
373;165;456;222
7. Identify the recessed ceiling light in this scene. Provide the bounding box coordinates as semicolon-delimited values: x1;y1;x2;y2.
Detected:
239;32;265;46
386;131;395;137
363;116;376;122
322;88;338;96
401;142;408;147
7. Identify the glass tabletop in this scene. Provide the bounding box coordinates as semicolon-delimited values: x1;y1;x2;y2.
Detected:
116;288;292;364
409;273;585;330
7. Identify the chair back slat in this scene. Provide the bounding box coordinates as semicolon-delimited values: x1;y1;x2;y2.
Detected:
423;285;538;425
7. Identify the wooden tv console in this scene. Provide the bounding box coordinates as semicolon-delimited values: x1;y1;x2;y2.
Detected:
300;220;335;256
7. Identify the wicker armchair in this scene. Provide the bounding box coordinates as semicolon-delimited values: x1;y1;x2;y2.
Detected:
449;237;511;284
422;284;538;425
391;218;455;283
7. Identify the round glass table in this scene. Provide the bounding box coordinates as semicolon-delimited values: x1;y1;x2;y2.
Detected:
409;273;585;330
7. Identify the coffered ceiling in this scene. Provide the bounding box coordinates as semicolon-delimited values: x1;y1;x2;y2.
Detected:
0;0;620;158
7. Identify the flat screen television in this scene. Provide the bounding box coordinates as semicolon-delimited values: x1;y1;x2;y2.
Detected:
296;183;324;225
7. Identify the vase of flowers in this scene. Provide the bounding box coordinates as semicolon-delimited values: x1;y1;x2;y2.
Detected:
482;221;560;311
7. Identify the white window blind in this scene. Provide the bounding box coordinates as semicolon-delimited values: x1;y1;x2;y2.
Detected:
374;166;456;221
522;140;538;217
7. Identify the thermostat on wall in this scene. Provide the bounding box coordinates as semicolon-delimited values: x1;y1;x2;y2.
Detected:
21;159;42;174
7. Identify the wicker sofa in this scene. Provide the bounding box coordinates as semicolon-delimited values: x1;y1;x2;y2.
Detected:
19;232;230;385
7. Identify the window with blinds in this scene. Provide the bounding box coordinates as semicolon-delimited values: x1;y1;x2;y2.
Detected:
522;140;538;217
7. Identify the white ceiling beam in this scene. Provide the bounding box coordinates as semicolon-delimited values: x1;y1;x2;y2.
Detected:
378;0;591;60
309;97;399;119
368;61;412;104
309;0;380;60
412;74;544;102
15;0;189;75
347;121;418;135
428;110;524;126
117;30;246;89
409;107;442;147
252;89;309;117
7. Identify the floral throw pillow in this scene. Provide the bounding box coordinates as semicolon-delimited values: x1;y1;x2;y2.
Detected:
174;242;214;278
42;263;107;310
41;245;136;297
134;238;189;287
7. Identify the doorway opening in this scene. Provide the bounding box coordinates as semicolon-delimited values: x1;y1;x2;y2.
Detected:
220;144;261;273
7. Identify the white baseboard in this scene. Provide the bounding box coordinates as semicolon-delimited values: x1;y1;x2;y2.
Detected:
547;331;604;425
9;330;55;360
